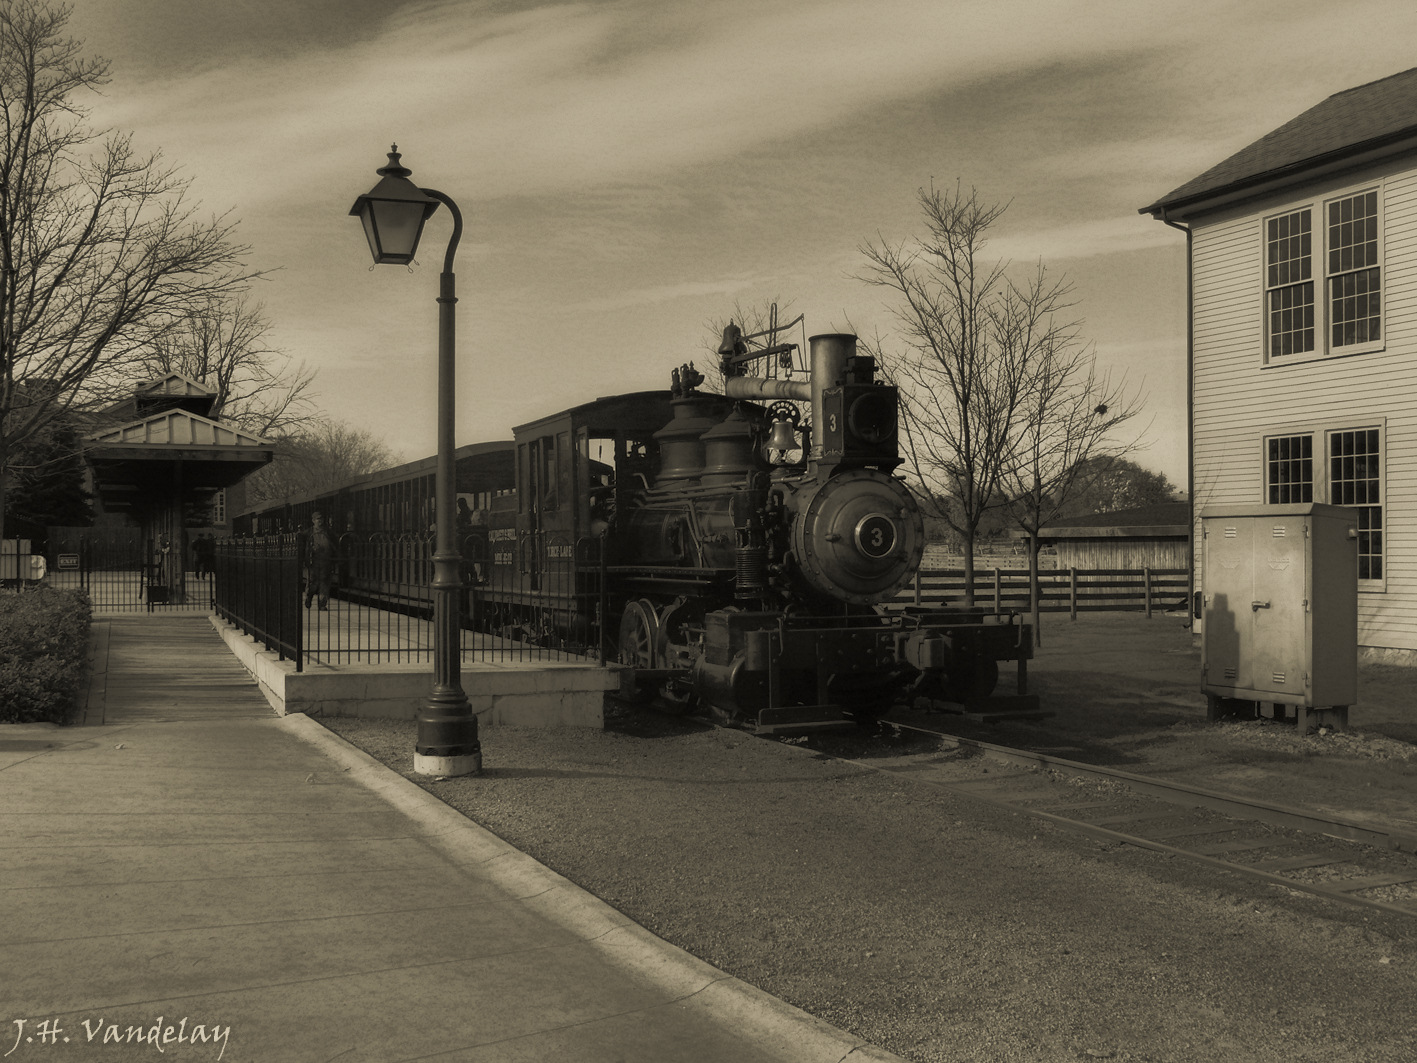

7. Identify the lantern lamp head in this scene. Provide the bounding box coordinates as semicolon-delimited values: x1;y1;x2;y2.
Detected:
349;145;440;265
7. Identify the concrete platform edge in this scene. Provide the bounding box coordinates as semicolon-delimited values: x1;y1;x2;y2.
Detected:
280;713;906;1063
211;617;613;728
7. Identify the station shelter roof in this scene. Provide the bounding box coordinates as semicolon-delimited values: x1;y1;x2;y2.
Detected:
83;406;274;513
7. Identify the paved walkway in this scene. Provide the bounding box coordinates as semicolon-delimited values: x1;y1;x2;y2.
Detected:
83;617;273;724
1;615;899;1063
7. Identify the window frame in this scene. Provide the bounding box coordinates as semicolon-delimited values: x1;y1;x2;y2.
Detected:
1260;423;1385;590
1260;182;1385;366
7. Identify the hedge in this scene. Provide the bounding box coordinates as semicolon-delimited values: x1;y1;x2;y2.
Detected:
0;587;91;724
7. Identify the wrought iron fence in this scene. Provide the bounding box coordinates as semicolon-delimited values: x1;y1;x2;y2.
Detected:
2;539;48;590
213;535;303;667
212;531;605;669
24;533;214;612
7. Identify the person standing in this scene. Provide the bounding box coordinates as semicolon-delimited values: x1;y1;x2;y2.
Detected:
193;533;215;577
305;511;334;610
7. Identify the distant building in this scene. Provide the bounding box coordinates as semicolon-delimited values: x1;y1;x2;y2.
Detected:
1030;502;1190;571
1142;67;1417;661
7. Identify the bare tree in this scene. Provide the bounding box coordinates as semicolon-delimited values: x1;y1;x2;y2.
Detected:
859;184;1067;605
0;0;260;540
242;420;398;508
1002;345;1145;642
127;295;317;437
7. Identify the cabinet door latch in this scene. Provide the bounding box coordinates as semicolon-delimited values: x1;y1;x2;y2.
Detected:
1251;600;1271;611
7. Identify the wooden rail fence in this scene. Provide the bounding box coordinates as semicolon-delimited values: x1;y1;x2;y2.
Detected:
893;567;1191;619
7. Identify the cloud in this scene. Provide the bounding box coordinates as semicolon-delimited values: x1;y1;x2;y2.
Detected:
565;273;772;314
988;214;1179;263
87;0;1235;211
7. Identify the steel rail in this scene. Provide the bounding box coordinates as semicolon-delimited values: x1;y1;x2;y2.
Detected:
817;720;1417;920
885;720;1417;854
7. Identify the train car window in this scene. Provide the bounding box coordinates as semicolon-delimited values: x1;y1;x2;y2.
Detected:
583;433;617;534
540;435;558;511
557;432;572;514
620;434;654;491
517;444;528;513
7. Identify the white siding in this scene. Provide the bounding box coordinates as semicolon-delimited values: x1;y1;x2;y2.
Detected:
1191;159;1417;653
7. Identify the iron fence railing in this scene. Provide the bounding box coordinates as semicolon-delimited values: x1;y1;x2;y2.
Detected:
894;567;1191;619
213;535;303;667
2;540;49;589
24;534;215;612
211;532;605;669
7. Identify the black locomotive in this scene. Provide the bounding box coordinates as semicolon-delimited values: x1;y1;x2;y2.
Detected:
236;331;1035;731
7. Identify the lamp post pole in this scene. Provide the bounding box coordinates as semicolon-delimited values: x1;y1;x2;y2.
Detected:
350;149;481;777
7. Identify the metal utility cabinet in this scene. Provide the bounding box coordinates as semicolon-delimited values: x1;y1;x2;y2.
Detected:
1199;503;1357;731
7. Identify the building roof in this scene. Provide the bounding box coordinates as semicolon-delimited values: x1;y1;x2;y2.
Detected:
83;409;275;511
1034;501;1189;539
86;409;271;451
101;372;220;422
1141;67;1417;218
135;373;215;398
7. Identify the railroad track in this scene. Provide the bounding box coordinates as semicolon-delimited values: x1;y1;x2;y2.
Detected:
830;718;1417;920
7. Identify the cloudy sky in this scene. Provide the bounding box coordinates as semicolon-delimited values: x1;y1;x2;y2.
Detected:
59;0;1417;488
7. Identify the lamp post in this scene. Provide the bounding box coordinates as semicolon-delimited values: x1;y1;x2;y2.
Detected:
350;146;481;777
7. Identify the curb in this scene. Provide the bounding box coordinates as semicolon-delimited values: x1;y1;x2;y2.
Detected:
280;714;907;1063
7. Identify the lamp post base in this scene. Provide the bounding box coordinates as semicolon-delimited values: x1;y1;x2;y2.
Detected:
415;694;482;778
414;750;483;777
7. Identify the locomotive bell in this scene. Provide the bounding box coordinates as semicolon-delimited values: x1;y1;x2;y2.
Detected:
766;417;798;453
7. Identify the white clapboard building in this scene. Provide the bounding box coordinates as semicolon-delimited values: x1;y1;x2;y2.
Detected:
1142;67;1417;662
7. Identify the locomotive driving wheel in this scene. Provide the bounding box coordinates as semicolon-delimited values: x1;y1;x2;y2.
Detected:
616;599;659;703
654;596;703;716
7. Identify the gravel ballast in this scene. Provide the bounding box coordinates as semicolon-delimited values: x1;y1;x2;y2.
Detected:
319;615;1417;1063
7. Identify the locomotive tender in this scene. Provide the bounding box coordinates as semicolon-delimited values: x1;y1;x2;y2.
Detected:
237;331;1035;731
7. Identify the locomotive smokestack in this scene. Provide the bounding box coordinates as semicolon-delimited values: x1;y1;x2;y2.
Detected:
807;333;856;460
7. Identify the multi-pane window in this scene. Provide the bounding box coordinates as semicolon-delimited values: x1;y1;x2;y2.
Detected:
1266;435;1313;503
1329;428;1382;581
211;489;226;526
1266;209;1314;358
1265;189;1381;361
1262;428;1382;585
1327;190;1381;348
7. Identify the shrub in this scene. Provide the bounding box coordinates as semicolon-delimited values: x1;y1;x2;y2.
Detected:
0;587;91;724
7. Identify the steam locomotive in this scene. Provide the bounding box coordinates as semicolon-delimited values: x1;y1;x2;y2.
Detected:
588;331;1033;729
237;331;1036;731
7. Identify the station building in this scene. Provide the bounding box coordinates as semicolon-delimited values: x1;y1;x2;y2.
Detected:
1142;66;1417;662
42;373;273;603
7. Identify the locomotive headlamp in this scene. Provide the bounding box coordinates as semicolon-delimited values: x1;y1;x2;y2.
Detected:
349;146;440;265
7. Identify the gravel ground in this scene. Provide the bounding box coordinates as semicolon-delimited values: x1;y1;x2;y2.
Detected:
319;614;1417;1063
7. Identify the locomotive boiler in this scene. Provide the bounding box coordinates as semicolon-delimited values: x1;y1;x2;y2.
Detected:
605;331;1034;731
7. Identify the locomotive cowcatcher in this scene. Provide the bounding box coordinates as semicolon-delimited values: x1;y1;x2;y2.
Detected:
478;329;1036;732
